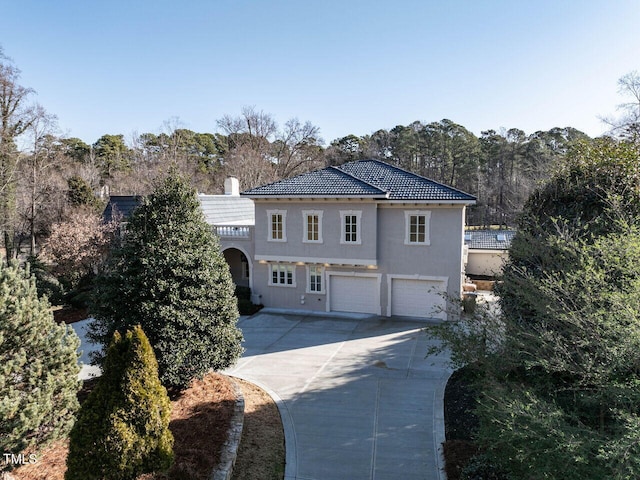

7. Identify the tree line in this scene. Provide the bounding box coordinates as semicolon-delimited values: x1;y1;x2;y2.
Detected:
2;45;638;262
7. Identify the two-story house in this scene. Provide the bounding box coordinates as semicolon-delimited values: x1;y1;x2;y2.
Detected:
241;159;476;319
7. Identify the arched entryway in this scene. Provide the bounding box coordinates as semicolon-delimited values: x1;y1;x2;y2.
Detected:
222;247;252;289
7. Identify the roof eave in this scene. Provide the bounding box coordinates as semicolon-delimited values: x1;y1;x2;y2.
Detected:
241;192;391;199
382;199;476;205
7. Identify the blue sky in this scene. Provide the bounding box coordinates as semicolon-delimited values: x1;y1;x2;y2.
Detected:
2;1;639;145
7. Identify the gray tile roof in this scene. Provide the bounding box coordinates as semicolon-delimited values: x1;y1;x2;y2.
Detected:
336;160;476;201
103;196;142;222
464;229;515;250
241;166;387;197
199;194;255;225
242;159;476;202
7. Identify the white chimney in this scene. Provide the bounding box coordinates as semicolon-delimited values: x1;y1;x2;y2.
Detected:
224;177;240;196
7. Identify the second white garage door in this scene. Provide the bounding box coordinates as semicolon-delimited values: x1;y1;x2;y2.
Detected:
390;278;447;319
329;275;379;314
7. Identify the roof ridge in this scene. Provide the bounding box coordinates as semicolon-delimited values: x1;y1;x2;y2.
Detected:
356;159;476;199
329;164;389;196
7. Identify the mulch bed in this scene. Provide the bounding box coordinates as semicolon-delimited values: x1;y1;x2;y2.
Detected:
52;307;90;325
12;373;236;480
231;378;285;480
443;367;480;480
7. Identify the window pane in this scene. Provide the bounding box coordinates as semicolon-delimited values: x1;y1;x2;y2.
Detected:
272;214;283;240
409;215;426;243
307;215;319;241
309;266;322;292
344;215;357;242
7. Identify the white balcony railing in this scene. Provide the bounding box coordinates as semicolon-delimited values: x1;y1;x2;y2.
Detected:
214;225;251;238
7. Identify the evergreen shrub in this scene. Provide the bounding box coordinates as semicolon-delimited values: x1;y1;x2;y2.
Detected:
65;325;173;480
0;262;80;462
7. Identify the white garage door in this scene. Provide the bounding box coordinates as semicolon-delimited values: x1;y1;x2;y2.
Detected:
391;278;446;319
329;275;379;314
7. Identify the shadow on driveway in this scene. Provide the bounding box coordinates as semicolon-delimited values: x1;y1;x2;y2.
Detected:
227;310;451;480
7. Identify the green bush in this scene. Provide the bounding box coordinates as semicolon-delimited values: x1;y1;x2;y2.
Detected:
428;139;640;479
65;287;93;309
461;454;511;480
0;262;80;461
235;285;251;301
238;298;263;315
90;172;243;391
26;255;66;304
65;325;174;480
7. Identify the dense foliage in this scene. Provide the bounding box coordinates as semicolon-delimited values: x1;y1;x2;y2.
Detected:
500;139;640;323
66;325;174;480
427;139;640;479
89;172;243;391
0;262;80;462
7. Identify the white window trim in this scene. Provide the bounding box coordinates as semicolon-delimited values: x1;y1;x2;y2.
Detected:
267;209;287;242
404;210;431;245
302;210;324;244
268;263;296;287
306;265;326;294
339;210;362;245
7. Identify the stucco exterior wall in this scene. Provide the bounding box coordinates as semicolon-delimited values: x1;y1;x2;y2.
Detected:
252;201;378;265
376;205;465;300
466;250;507;277
248;199;467;316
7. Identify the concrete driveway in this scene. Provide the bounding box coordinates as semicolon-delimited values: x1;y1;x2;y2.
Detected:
225;309;452;480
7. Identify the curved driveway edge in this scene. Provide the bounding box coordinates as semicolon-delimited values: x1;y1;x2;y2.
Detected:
212;378;245;480
226;311;451;480
230;374;298;480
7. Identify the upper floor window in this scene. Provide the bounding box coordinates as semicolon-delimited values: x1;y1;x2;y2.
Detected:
340;210;362;245
267;209;287;242
303;210;323;243
404;210;431;245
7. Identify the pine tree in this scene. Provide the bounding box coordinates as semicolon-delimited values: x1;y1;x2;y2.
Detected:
66;325;174;480
0;262;80;457
89;172;243;391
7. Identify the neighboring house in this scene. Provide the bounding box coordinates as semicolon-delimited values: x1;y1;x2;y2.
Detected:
241;159;476;319
102;195;143;223
463;229;515;277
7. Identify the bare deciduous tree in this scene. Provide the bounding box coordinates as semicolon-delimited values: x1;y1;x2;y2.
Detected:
40;208;117;288
217;106;324;186
0;50;37;261
17;105;62;255
601;70;640;142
